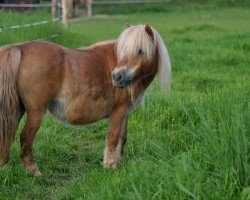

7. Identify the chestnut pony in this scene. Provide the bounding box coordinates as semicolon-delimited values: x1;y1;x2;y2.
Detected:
0;24;171;175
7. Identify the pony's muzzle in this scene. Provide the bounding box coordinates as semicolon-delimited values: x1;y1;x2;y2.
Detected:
112;68;132;88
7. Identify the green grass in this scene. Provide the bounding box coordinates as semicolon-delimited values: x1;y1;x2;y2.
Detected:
0;6;250;200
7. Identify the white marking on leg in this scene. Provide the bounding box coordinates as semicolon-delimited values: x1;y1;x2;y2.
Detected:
34;169;42;176
103;146;117;169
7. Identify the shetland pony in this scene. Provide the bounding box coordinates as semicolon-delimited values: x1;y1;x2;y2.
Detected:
0;24;171;176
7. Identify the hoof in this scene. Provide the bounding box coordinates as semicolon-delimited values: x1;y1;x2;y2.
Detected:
104;162;118;169
21;159;41;176
116;155;124;165
34;170;42;176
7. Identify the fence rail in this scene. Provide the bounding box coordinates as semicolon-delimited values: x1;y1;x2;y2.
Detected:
0;0;170;8
0;18;61;32
0;3;51;8
93;0;170;4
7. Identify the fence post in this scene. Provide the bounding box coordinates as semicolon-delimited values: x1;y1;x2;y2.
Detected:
51;0;57;20
61;0;68;28
66;0;74;18
86;0;92;17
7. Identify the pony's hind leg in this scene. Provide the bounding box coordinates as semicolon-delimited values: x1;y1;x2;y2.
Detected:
104;106;127;169
20;110;44;176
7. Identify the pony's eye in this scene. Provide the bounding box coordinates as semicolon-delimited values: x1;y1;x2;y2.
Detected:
138;49;144;56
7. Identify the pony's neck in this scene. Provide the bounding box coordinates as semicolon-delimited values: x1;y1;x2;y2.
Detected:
140;51;159;90
85;41;117;73
129;61;158;103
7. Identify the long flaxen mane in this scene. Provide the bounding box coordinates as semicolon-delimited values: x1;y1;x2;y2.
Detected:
116;25;171;93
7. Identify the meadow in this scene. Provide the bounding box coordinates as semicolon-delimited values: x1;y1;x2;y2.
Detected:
0;4;249;200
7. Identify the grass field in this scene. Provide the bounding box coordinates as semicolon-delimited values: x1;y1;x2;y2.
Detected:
0;5;250;200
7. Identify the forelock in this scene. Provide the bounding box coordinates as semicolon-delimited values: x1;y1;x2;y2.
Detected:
116;25;157;62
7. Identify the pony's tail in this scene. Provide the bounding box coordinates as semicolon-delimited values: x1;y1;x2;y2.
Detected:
0;46;21;164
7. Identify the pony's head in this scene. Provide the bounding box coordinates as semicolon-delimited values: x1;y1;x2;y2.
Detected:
112;24;171;93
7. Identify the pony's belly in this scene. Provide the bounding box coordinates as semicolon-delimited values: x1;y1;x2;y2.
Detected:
49;95;112;125
66;100;110;125
67;109;108;125
49;98;109;125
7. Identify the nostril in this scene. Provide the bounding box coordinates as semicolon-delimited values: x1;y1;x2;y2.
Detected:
116;73;123;82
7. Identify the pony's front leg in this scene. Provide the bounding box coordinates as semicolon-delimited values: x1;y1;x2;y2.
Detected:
104;105;127;169
115;116;128;164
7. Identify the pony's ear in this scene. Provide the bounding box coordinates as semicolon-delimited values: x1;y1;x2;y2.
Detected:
145;25;154;39
125;23;131;29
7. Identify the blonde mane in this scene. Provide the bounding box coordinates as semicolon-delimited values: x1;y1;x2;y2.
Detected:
80;40;116;50
116;25;171;93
